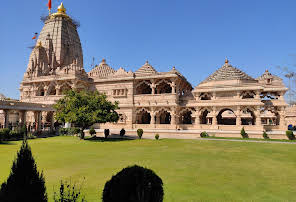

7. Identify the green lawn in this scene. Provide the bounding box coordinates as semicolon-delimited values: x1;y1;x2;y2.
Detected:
1;136;296;202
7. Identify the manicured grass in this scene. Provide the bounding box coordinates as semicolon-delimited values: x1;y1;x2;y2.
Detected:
1;136;296;201
201;136;296;142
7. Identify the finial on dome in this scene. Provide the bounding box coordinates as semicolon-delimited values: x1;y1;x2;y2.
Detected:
57;2;66;14
145;60;149;65
101;58;106;64
225;57;229;64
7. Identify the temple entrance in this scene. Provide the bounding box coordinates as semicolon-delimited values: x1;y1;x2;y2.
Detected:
136;82;152;94
200;109;210;124
156;110;171;124
179;109;192;124
136;109;151;124
217;109;236;125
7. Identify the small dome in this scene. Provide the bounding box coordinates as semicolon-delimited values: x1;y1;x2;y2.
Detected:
88;59;115;78
0;93;6;100
135;61;157;75
201;59;255;83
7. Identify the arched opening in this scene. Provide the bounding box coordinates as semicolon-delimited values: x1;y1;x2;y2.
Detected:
156;110;171;124
36;86;45;96
179;109;192;124
200;110;211;124
261;110;279;125
217;109;236;125
136;110;151;124
136;82;152;95
60;84;72;95
156;81;172;94
241;108;255;125
241;91;255;99
200;93;212;100
48;85;56;95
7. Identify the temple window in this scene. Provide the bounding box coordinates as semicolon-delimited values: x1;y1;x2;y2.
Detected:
156;110;171;124
136;82;152;95
118;114;126;123
241;91;255;99
48;86;57;95
36;86;45;96
113;89;127;97
241;108;255;125
260;92;279;100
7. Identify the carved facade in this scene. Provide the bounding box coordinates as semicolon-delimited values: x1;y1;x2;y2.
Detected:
16;3;292;134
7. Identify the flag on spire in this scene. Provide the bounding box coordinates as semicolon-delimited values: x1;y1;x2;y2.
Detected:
47;0;52;11
32;33;38;40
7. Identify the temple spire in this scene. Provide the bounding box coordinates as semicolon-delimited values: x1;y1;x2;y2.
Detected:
225;57;229;64
57;2;66;14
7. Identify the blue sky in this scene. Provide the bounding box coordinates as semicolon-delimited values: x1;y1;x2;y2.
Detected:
0;0;296;99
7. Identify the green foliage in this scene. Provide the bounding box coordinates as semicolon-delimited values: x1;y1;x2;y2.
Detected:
0;128;11;139
9;130;21;139
155;134;160;140
53;180;86;202
54;90;119;139
263;131;269;139
0;139;47;202
286;130;295;140
59;128;68;136
104;129;110;139
120;128;125;137
200;131;209;138
103;165;164;202
71;128;81;136
241;127;249;139
89;127;96;136
137;129;143;139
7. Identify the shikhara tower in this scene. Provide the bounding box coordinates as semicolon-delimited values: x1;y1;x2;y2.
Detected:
20;3;89;104
16;3;292;135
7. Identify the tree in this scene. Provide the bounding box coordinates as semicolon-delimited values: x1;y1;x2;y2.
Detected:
0;139;47;202
53;180;87;202
54;90;119;139
103;165;164;202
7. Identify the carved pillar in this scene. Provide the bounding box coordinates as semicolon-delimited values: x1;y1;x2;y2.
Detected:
151;111;155;125
50;112;55;131
212;108;217;125
171;81;176;94
19;110;27;126
171;108;176;125
236;106;241;126
4;109;10;128
195;110;201;125
34;111;42;131
156;114;160;124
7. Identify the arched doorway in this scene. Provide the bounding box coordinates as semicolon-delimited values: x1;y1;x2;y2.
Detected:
217;109;236;125
156;110;171;124
156;81;172;94
200;109;211;124
136;109;151;124
241;108;255;125
179;109;192;124
136;82;152;94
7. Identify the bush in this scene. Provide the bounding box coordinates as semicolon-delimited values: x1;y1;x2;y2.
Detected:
120;128;125;137
59;128;68;136
241;127;249;139
286;130;295;140
53;180;86;202
0;139;47;202
263;131;269;139
137;129;143;139
1;128;10;140
155;134;160;140
72;127;81;135
89;127;96;136
103;165;163;202
20;125;28;137
9;130;20;139
104;129;110;139
200;131;209;138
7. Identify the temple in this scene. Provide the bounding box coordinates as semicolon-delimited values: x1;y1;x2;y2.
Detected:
1;3;294;137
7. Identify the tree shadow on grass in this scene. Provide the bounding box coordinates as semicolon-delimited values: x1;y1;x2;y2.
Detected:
85;135;136;142
0;141;17;145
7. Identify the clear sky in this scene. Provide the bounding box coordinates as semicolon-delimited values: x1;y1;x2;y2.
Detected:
0;0;296;99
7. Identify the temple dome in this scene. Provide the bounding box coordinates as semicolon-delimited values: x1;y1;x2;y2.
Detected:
201;59;255;84
135;61;157;75
88;59;115;78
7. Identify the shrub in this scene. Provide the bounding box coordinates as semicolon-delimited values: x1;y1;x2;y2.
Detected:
286;130;295;140
9;130;20;139
53;180;86;202
120;128;125;137
89;127;96;136
20;125;28;137
1;128;10;140
241;127;249;139
0;139;47;202
104;129;110;139
200;131;209;138
137;129;143;139
155;134;160;140
103;165;163;202
263;131;269;139
59;128;68;136
73;128;81;135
